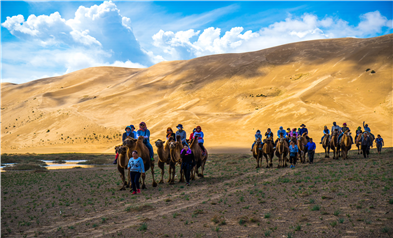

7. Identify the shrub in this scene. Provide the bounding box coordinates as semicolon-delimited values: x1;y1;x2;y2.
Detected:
264;213;271;218
311;205;320;211
137;223;147;231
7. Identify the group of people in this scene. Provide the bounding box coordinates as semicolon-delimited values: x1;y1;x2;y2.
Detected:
251;121;385;166
116;122;207;193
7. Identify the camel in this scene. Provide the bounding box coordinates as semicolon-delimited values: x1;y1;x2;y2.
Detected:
340;131;352;160
190;135;208;179
262;138;275;168
329;131;340;160
155;138;172;184
123;136;158;189
322;133;330;158
252;138;263;168
275;134;289;168
168;135;184;184
355;133;362;155
115;145;130;190
297;133;308;163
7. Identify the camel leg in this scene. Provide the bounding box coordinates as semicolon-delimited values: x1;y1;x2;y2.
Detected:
127;168;131;188
118;165;126;190
263;154;268;168
167;165;172;183
179;167;185;182
158;161;165;184
199;158;206;178
151;162;158;187
170;163;176;185
141;172;147;189
190;165;196;180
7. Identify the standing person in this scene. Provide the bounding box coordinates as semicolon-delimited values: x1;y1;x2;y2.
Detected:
251;130;263;151
113;148;120;164
175;124;188;146
180;144;195;186
137;122;154;162
375;134;384;154
193;126;206;156
265;128;273;140
166;127;175;141
127;150;145;194
306;138;316;164
289;141;299;168
320;126;330;144
360;132;372;158
363;121;375;145
331;122;341;135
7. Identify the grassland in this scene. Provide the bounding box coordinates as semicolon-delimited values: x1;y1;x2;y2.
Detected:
1;148;393;237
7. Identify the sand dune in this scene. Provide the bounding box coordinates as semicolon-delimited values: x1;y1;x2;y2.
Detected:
1;34;392;154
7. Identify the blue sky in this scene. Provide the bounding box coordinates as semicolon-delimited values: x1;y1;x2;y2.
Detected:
1;1;392;83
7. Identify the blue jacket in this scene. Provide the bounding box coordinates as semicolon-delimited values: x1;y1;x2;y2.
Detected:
299;128;308;136
255;133;262;140
323;129;330;134
137;129;151;143
127;157;145;173
375;138;383;145
122;131;137;142
363;126;371;133
277;129;287;138
193;131;204;143
306;142;316;151
289;145;298;155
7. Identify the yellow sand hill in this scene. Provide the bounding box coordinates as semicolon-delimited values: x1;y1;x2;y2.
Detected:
1;34;392;154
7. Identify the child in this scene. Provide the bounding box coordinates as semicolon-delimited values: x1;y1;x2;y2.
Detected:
193;126;206;156
306;138;316;164
375;134;384;154
251;130;262;151
289;141;298;168
127;150;145;195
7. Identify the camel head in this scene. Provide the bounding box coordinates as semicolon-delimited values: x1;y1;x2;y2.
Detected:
124;137;137;148
155;139;165;148
168;140;179;149
117;145;127;155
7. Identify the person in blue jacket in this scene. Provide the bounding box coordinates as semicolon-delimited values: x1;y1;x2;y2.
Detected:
289;140;299;168
320;126;330;144
251;130;263;151
122;125;137;142
274;126;287;148
363;121;374;144
127;150;145;195
375;134;384;154
265;128;273;140
137;122;154;161
306;138;316;164
193;126;206;156
299;124;309;140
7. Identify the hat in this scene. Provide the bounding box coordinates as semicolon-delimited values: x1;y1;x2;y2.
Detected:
196;126;201;130
140;122;146;126
343;123;347;126
286;128;291;131
256;130;261;133
125;126;131;131
267;128;271;130
357;126;361;130
177;124;183;128
130;125;135;129
279;126;283;129
300;124;306;127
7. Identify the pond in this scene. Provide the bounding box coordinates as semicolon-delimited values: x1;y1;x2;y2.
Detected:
1;160;95;172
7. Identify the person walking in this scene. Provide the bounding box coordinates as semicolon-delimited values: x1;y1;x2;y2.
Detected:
306;138;316;164
289;141;299;168
361;132;372;158
375;134;384;154
180;144;195;186
127;150;145;195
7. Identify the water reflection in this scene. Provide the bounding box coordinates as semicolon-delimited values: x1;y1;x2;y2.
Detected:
1;160;94;172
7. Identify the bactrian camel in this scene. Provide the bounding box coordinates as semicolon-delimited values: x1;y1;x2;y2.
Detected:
190;135;207;179
262;138;275;168
155;138;172;184
115;145;130;190
123;136;158;189
252;138;263;168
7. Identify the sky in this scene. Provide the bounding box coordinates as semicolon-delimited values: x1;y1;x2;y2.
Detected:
1;1;392;84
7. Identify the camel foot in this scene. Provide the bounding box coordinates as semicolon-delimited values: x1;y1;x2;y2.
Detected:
152;181;158;187
159;180;164;184
142;184;147;189
255;166;260;169
126;184;130;188
269;163;273;168
266;165;269;168
120;187;125;191
197;173;204;178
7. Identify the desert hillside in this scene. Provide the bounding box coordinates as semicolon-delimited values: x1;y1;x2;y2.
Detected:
1;34;392;154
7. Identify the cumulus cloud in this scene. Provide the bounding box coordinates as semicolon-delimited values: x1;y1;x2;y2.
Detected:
1;1;151;83
152;11;392;60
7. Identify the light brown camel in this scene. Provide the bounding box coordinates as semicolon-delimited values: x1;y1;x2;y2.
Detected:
155;138;172;184
190;135;208;179
115;145;130;190
262;137;275;168
168;135;185;184
252;138;263;168
322;133;330;158
329;131;340;160
355;132;362;155
123;136;158;189
275;133;289;168
340;131;352;160
297;133;308;163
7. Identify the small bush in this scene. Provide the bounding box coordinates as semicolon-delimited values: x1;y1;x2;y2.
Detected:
371;70;375;74
330;221;337;227
264;230;271;236
389;199;393;204
294;224;301;231
333;210;340;216
264;213;271;218
339;218;344;223
311;205;320;211
137;223;147;231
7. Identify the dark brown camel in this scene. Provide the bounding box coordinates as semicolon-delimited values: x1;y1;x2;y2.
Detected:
190;135;208;179
262;137;275;168
297;133;308;163
252;138;264;168
116;145;130;190
275;133;289;168
123;136;158;189
329;131;340;160
155;138;172;184
355;132;362;155
340;131;352;160
322;133;330;158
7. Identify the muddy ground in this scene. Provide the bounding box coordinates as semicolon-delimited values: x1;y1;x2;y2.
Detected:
1;148;393;238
